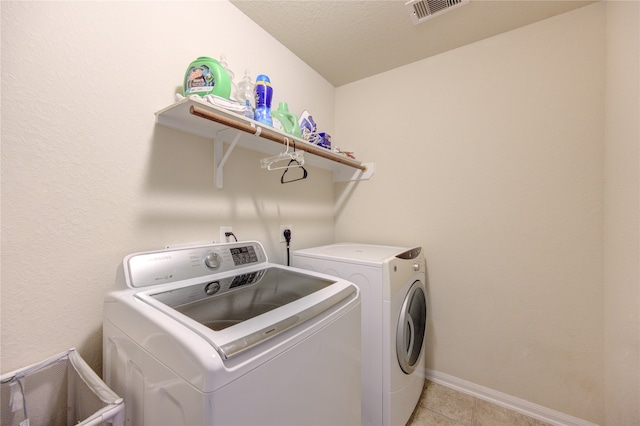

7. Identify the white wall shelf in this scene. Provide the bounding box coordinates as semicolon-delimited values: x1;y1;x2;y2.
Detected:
155;97;374;189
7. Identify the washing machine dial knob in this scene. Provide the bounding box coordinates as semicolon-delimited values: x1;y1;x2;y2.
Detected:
205;281;221;295
413;263;421;272
204;253;221;270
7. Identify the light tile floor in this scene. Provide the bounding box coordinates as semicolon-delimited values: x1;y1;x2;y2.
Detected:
407;381;554;426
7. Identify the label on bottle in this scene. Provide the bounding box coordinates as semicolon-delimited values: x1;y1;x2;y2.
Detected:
185;65;216;95
272;116;283;131
254;80;272;109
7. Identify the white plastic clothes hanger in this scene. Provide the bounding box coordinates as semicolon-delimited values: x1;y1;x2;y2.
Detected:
260;138;305;171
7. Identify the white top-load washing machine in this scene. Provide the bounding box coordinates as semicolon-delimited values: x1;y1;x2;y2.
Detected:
103;241;361;426
292;243;427;426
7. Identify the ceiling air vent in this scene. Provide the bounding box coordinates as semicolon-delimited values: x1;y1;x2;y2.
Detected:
405;0;469;25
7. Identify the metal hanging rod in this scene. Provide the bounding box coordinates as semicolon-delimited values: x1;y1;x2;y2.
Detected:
189;105;368;172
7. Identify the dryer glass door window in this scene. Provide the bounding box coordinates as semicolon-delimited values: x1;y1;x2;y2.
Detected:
396;281;427;374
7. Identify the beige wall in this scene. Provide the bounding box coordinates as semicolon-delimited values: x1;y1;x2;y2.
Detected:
335;4;609;424
1;1;337;374
2;2;638;425
603;1;640;424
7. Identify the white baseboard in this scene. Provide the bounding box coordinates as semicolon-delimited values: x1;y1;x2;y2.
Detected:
424;369;599;426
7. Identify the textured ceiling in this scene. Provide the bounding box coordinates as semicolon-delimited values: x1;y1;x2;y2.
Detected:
230;0;595;87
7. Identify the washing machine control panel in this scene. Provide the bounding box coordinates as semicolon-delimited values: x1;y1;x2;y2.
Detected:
126;241;268;288
230;245;260;266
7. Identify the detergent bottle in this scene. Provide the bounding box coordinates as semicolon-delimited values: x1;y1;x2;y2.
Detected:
254;74;273;126
244;100;254;120
183;57;231;99
272;102;302;138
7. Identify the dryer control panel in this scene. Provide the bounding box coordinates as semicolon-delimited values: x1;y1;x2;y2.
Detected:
396;247;422;260
125;241;268;288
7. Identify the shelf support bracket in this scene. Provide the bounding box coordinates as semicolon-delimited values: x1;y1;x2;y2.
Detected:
214;130;242;189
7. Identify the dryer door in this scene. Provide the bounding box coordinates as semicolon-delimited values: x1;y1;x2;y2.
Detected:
396;281;427;374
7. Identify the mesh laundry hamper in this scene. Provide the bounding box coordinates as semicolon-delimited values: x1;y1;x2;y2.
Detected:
0;348;124;426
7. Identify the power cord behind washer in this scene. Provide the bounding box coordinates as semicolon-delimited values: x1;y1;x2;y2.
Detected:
284;228;292;266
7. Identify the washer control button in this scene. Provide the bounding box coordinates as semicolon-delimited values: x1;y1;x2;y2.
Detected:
204;253;221;270
205;281;221;295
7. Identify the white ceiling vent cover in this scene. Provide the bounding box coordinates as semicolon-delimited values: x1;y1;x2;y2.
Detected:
405;0;470;25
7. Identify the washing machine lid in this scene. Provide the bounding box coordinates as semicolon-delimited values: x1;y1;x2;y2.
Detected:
134;265;356;360
294;243;420;267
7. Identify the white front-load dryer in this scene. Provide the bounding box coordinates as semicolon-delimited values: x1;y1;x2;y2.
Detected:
292;243;427;426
